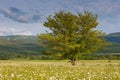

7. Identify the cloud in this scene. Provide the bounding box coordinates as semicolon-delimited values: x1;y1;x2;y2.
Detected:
75;0;120;15
0;7;41;23
0;27;33;36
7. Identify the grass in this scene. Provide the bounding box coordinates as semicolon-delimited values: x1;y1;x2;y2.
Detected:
0;60;120;80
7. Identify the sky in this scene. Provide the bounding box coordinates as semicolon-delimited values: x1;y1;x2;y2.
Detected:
0;0;120;36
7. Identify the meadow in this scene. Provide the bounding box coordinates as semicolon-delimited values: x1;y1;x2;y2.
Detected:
0;60;120;80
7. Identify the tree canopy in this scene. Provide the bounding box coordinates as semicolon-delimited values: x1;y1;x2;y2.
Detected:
38;10;109;65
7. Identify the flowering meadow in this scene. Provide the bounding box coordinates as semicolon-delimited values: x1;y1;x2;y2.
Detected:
0;60;119;80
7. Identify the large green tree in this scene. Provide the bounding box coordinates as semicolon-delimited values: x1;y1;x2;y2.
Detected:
38;10;109;65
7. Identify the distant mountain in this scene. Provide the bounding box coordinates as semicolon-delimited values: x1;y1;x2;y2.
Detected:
96;32;120;54
0;35;43;59
0;35;38;46
0;32;120;59
105;32;120;44
0;35;37;40
107;32;120;37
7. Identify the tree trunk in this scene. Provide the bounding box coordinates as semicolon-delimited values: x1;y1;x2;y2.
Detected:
71;59;76;66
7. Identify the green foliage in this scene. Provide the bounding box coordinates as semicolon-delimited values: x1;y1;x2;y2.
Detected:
38;10;109;60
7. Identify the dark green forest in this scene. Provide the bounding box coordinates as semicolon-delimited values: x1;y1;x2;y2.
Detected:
0;32;120;60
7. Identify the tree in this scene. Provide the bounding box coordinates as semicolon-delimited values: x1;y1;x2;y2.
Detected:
38;10;109;65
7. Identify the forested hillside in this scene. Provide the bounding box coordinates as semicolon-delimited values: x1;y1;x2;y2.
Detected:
105;32;120;44
0;35;42;59
101;32;120;53
0;32;120;60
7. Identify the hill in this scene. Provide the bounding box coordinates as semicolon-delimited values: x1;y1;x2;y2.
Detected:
105;32;120;44
0;32;120;60
100;32;120;53
0;35;43;59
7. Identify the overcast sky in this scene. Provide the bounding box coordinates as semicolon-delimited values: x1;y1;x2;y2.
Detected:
0;0;120;36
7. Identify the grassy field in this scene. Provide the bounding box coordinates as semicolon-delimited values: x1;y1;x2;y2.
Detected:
0;60;120;80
